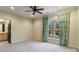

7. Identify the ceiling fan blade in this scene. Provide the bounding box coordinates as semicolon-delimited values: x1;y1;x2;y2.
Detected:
33;11;36;15
25;10;33;12
37;8;44;10
37;11;43;14
34;6;36;9
29;6;34;9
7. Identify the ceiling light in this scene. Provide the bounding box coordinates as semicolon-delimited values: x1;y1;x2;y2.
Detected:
0;19;5;21
10;6;15;10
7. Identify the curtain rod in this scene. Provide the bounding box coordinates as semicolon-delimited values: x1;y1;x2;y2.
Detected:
48;7;78;17
52;10;71;16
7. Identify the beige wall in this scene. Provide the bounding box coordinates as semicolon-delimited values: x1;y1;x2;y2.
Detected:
11;16;32;43
69;8;78;48
32;19;43;41
77;7;79;49
0;11;32;43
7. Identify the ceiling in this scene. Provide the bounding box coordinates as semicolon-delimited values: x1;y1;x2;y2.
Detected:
0;6;75;19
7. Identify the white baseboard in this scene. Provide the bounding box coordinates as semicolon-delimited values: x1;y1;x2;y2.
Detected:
11;39;30;44
68;44;76;48
33;39;42;41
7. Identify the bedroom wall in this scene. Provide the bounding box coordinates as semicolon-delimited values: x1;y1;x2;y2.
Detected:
32;18;43;41
0;11;32;43
11;16;32;43
77;7;79;50
69;8;78;48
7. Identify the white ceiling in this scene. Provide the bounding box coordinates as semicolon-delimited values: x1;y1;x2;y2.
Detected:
0;6;75;19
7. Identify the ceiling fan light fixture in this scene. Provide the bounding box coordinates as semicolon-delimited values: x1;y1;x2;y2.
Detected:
25;6;44;15
10;6;15;10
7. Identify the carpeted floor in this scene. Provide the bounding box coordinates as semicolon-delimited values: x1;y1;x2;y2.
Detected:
0;41;77;52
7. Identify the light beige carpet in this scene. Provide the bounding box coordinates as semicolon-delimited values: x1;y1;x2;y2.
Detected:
0;41;77;52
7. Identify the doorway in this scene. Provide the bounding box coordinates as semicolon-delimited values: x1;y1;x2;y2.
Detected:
0;19;11;43
48;14;70;46
48;20;60;45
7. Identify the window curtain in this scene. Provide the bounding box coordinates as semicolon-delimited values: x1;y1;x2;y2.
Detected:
57;13;70;46
42;17;49;42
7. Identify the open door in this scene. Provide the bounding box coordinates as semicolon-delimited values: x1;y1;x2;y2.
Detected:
8;20;11;43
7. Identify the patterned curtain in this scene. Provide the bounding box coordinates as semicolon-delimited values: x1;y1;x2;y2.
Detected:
42;17;49;42
57;13;70;46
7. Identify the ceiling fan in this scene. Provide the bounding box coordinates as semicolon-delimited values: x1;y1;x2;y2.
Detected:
25;6;44;15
